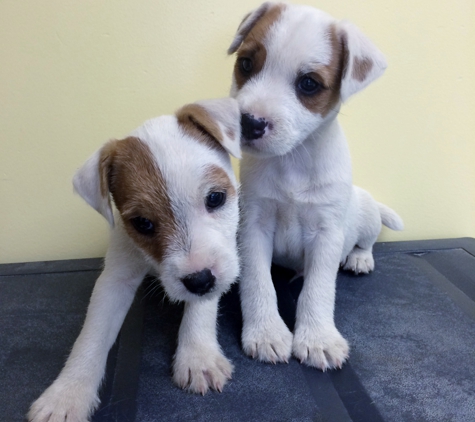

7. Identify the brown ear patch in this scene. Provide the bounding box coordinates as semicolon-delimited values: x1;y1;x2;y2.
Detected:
228;2;277;55
102;136;179;263
176;104;227;154
99;139;119;199
352;57;374;82
340;32;350;81
237;11;253;33
297;25;345;117
233;3;286;90
226;128;236;141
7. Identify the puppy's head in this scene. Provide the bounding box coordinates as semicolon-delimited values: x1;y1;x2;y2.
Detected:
73;98;241;302
228;2;387;157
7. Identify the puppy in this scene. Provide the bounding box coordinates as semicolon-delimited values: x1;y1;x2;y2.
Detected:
228;3;403;370
28;98;242;422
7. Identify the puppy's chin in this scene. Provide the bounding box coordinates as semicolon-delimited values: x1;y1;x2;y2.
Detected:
241;135;300;158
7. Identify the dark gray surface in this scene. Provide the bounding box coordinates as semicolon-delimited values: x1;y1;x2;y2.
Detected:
135;281;323;422
333;253;475;421
0;268;100;421
1;239;475;422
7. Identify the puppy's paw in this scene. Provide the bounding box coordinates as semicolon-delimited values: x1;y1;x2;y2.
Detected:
27;380;99;422
173;346;233;395
342;247;374;274
293;325;349;371
242;316;293;364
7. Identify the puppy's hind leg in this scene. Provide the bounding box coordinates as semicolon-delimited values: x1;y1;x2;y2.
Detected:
341;188;380;275
342;245;375;274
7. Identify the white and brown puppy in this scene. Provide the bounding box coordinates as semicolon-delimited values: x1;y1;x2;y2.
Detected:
228;3;403;370
28;98;241;422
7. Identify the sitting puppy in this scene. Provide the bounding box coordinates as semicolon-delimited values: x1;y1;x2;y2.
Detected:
228;3;403;370
28;98;242;422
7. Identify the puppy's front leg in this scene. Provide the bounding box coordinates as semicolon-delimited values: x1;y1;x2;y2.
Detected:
28;240;147;422
239;205;293;363
293;228;349;370
173;296;233;394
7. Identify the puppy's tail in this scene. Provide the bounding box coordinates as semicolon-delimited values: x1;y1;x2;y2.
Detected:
378;203;404;231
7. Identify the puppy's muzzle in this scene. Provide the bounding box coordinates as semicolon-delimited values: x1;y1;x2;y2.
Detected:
241;113;268;140
181;269;216;296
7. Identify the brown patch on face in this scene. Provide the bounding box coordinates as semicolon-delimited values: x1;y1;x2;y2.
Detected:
176;104;227;155
297;25;346;117
352;57;373;82
204;165;236;200
234;42;267;90
100;136;178;263
233;3;286;90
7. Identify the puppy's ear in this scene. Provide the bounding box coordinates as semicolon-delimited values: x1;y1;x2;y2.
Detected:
336;21;387;102
176;98;241;159
72;140;118;226
227;2;277;54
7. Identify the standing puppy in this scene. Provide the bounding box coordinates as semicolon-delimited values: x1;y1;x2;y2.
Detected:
228;3;403;370
28;98;241;422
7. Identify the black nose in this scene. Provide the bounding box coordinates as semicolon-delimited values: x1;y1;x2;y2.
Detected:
181;269;216;296
241;113;268;140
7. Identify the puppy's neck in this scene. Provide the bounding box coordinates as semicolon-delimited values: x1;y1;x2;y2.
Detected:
305;117;348;154
309;115;340;140
289;117;352;182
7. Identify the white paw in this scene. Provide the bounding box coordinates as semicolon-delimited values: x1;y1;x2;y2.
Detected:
242;316;293;364
173;345;233;395
293;325;349;371
342;248;374;274
27;379;99;422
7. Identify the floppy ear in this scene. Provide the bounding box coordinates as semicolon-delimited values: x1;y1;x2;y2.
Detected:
227;2;276;54
72;140;118;227
176;98;241;159
336;21;387;102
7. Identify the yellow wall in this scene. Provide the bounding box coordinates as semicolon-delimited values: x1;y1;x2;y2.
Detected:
1;0;474;264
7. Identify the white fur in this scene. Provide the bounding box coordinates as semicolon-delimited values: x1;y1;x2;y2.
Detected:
230;3;403;369
28;98;241;422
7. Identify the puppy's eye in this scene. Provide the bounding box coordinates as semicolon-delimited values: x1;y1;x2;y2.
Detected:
297;75;322;95
130;216;155;235
239;58;253;75
206;191;226;211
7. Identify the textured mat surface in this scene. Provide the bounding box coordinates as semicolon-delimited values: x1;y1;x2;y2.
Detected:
1;239;475;422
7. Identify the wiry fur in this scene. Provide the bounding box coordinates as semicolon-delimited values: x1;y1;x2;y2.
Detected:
28;98;241;422
229;3;403;370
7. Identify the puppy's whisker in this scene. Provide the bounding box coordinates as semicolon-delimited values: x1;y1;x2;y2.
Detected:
159;291;168;308
142;279;164;302
300;143;312;161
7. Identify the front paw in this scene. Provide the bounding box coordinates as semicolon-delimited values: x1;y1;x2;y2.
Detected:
173;345;233;395
27;379;99;422
242;316;293;364
293;325;349;371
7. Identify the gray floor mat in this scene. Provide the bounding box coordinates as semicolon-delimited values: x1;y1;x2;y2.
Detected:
1;239;475;421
